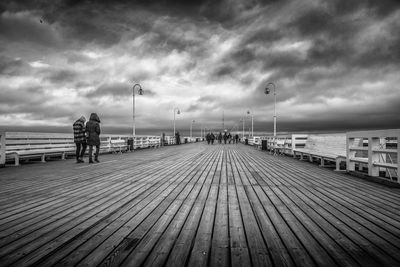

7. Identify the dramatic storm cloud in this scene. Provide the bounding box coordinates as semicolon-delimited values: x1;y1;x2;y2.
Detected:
0;0;399;135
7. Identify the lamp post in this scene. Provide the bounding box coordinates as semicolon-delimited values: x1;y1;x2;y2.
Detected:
190;120;195;139
247;109;254;137
173;107;180;136
132;83;144;137
265;82;276;138
240;116;245;139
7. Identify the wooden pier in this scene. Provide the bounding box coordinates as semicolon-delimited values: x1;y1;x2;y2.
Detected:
0;143;399;266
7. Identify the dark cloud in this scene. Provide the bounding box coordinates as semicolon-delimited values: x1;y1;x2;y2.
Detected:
0;56;25;75
0;86;44;106
86;82;156;99
44;69;79;83
86;82;130;98
0;10;60;47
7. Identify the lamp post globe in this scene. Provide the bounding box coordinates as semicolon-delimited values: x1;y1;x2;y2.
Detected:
190;120;195;139
132;83;144;137
173;107;180;137
264;82;276;138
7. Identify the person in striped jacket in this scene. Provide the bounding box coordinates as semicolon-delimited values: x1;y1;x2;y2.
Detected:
73;116;87;163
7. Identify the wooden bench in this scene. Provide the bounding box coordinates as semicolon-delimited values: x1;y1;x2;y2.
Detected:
248;136;261;147
148;136;161;148
347;129;399;182
133;136;161;149
0;132;76;166
0;132;134;166
107;136;130;153
293;134;346;171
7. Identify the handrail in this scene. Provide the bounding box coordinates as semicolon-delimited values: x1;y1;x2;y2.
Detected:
347;129;399;182
252;134;308;155
0;132;5;166
0;132;166;166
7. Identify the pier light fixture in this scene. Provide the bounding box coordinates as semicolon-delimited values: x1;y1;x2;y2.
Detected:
264;82;276;138
173;107;180;136
190;120;195;139
132;83;144;137
247;109;254;137
240;116;245;139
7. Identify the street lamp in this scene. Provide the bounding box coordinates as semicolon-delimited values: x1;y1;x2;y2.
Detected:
132;83;144;137
240;116;245;139
265;82;276;138
247;109;254;137
190;120;195;139
173;107;180;136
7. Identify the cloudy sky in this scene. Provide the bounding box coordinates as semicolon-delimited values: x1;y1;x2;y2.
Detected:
0;0;399;136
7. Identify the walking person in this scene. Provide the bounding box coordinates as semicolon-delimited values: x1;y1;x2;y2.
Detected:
73;116;87;163
210;132;215;145
175;131;181;145
86;113;101;163
235;134;239;144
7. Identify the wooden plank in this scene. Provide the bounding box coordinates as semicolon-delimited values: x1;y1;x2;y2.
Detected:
137;149;218;266
209;149;230;267
186;151;223;267
229;149;279;267
164;153;220;267
243;146;400;266
1;143;400;266
50;149;215;266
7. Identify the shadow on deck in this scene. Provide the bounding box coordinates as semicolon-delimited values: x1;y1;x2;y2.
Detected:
0;143;399;267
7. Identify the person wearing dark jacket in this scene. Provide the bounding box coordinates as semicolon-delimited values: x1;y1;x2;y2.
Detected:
86;113;101;163
73;116;86;163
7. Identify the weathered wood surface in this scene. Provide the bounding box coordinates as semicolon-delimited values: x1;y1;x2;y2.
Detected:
0;143;399;267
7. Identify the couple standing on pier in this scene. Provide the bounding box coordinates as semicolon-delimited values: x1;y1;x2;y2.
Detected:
73;113;101;164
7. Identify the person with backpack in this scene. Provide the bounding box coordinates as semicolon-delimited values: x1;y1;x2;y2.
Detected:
86;113;101;163
73;116;87;163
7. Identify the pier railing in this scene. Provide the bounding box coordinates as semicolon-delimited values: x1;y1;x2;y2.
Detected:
248;130;399;182
0;132;5;166
0;132;164;166
347;129;399;182
248;134;308;155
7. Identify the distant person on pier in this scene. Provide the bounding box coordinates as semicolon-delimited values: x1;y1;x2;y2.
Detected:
228;132;232;144
210;132;215;145
206;133;211;145
73;116;87;163
218;132;222;144
175;131;181;145
86;113;101;163
223;132;228;144
235;134;239;144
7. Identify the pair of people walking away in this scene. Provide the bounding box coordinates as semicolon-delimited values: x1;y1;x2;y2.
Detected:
73;113;101;164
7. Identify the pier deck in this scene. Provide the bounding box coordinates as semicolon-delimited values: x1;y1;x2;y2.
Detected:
0;143;399;266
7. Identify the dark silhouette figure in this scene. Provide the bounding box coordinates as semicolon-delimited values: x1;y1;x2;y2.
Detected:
217;132;222;144
175;131;181;145
73;116;87;163
206;133;211;144
235;134;239;144
210;133;215;145
86;113;101;163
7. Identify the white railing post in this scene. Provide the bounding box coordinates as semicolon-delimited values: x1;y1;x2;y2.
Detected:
346;136;356;172
0;132;5;166
368;137;380;177
397;134;400;181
